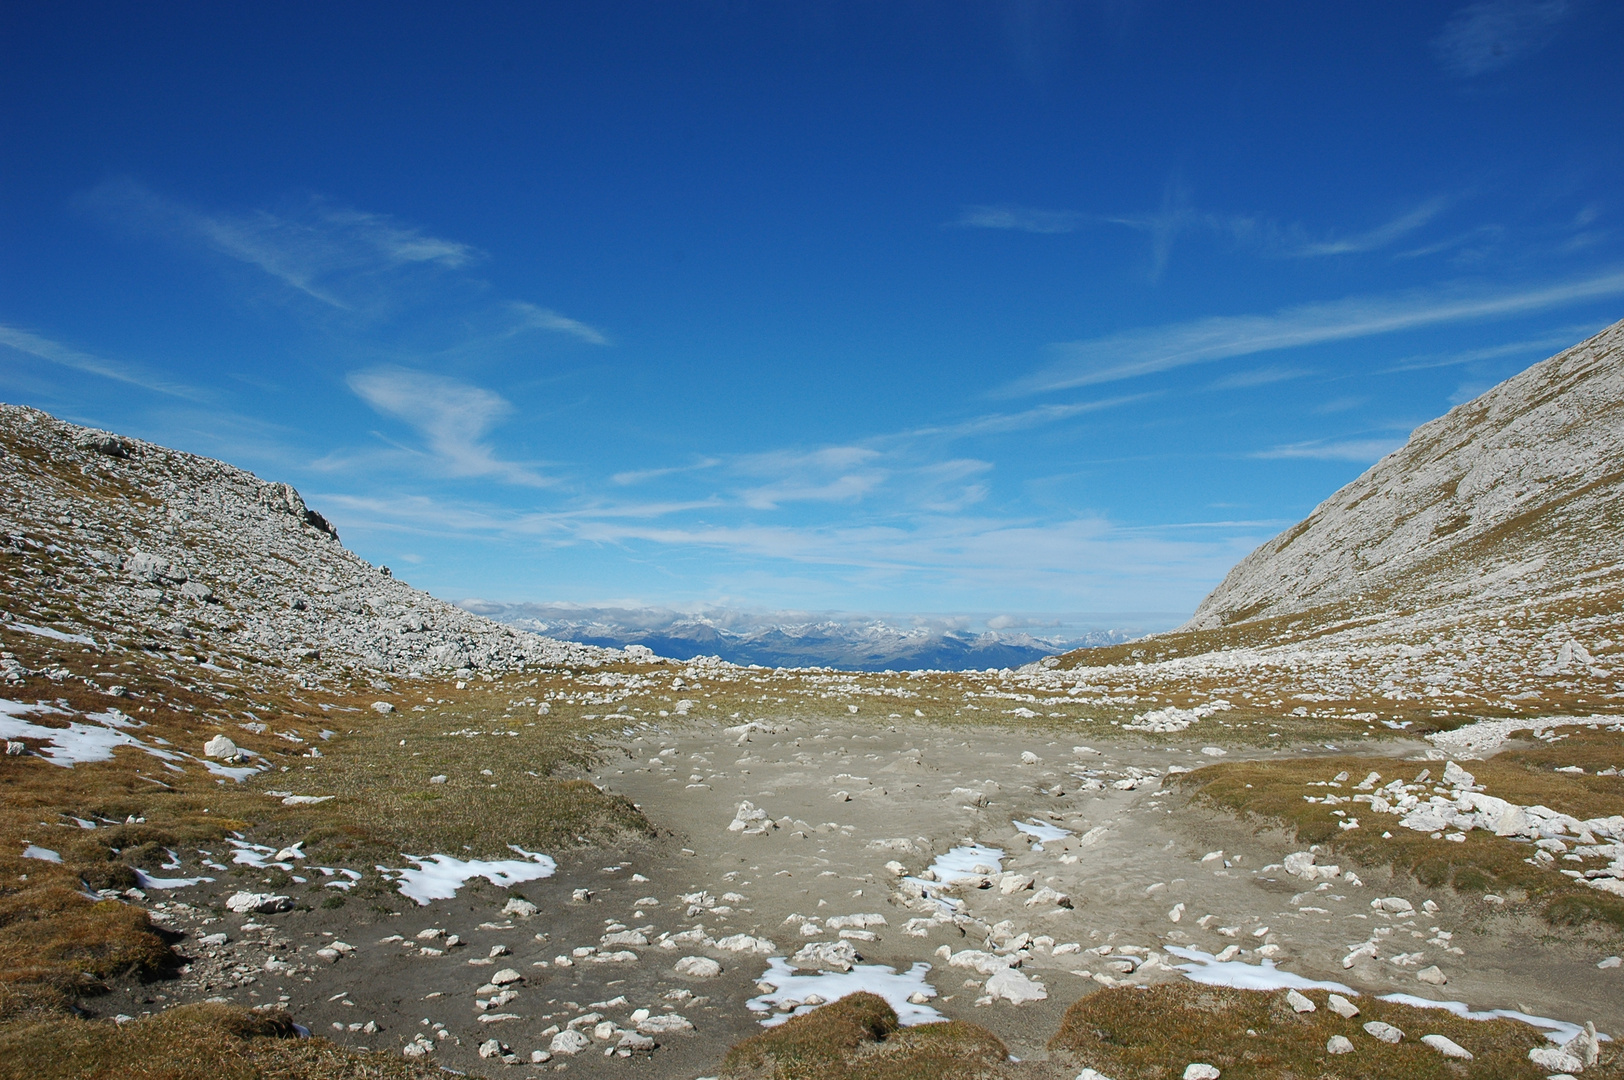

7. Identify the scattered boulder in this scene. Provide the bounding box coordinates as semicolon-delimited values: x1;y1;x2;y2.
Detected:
550;1029;591;1056
985;967;1047;1004
674;956;721;978
792;940;858;971
1363;1021;1403;1044
1285;989;1315;1013
203;735;241;760
1326;1035;1354;1054
715;934;774;955
1420;1034;1472;1060
1283;851;1340;881
501;897;538;918
729;801;774;834
224;891;291;914
1326;994;1359;1018
635;1013;693;1034
1183;1066;1220;1080
1529;1045;1584;1073
1416;965;1447;985
997;873;1034;894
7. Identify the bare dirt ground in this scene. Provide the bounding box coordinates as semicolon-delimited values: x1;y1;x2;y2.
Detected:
86;713;1620;1079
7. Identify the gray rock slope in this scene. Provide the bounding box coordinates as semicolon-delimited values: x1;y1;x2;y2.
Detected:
1185;317;1624;631
0;404;622;679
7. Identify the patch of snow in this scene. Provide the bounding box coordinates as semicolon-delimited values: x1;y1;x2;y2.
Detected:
1014;819;1071;852
6;623;95;645
23;844;61;862
1378;993;1608;1047
132;867;214;890
382;846;556;905
747;957;941;1027
1166;946;1357;994
927;843;1005;882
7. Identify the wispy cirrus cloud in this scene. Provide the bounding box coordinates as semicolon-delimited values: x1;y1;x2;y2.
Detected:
903;393;1152;439
1007;268;1624;394
951;205;1087;234
318;488;1259;609
0;323;210;401
346;366;554;487
508;301;610;346
956;190;1459;273
612;459;721;486
734;446;889;510
83;179;478;309
1434;0;1572;77
82;180;608;347
1291;197;1452;256
1252;437;1405;462
1209;366;1311;390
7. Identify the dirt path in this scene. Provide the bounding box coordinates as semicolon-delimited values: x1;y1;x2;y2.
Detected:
98;714;1619;1078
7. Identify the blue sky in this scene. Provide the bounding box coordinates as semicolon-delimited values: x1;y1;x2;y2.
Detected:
3;1;1621;624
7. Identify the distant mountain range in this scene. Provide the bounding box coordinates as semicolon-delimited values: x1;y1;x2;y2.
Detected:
455;602;1177;671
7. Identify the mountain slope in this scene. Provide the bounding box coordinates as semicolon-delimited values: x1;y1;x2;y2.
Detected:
1185;317;1624;633
0;404;618;684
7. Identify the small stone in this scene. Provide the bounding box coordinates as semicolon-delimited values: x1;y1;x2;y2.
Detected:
1286;989;1315;1013
592;1020;616;1041
1326;994;1359;1018
985;967;1047;1004
1420;1034;1472;1060
204;735;240;760
1416;965;1447;985
1183;1065;1220;1080
530;1050;552;1063
371;701;395;713
550;1029;591;1055
1363;1021;1403;1044
224;891;291;914
490;967;523;986
477;1038;503;1059
674;956;722;978
792;940;858;971
635;1013;693;1034
1326;1035;1354;1054
500;896;538;918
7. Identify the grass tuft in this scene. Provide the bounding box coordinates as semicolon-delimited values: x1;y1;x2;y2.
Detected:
1049;983;1579;1079
721;992;1008;1080
0;1003;453;1080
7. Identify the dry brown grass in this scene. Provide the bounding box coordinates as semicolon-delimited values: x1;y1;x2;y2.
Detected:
1169;743;1624;931
0;1003;456;1080
1048;983;1604;1079
721;992;1009;1080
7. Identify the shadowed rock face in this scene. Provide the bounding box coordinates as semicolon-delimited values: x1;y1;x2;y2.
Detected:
1184;318;1624;632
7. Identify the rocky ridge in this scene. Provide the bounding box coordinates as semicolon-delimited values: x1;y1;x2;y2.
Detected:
0;403;623;686
1186;317;1624;633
